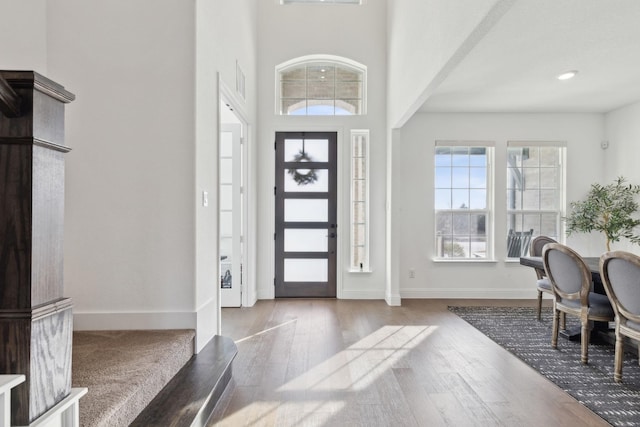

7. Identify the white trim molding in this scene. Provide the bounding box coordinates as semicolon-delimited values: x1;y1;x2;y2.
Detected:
400;287;547;299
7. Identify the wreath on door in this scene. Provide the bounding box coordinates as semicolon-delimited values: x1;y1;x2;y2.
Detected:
288;148;318;186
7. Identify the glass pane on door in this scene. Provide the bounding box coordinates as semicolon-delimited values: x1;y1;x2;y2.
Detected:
284;199;328;222
285;229;328;252
284;169;329;192
284;259;328;282
285;138;329;162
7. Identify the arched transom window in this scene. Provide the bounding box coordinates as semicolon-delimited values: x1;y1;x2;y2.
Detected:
277;56;366;116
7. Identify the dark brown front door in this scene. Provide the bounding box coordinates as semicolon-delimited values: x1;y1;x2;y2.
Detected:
275;132;337;297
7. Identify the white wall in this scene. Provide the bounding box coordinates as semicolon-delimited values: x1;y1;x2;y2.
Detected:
0;0;48;72
399;113;605;298
386;0;513;128
256;1;388;300
46;0;197;334
195;0;258;338
604;100;640;253
31;0;259;351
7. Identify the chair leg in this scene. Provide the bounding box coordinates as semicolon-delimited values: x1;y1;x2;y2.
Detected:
552;309;559;349
561;312;566;331
581;321;592;364
537;290;543;321
614;332;623;383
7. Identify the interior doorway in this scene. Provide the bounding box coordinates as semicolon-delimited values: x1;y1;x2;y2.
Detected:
274;131;337;298
219;99;246;307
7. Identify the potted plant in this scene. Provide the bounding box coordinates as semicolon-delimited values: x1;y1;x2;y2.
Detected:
565;176;640;251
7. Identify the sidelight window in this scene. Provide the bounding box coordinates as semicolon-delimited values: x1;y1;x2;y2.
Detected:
351;130;370;271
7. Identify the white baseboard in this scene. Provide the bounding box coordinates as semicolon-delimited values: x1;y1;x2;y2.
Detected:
400;287;540;299
196;298;217;352
73;311;197;331
385;292;402;306
255;288;539;301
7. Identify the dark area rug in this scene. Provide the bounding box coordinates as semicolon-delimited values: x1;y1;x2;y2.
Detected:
450;306;640;427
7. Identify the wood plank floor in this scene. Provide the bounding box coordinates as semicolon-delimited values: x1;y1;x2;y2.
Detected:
207;299;609;427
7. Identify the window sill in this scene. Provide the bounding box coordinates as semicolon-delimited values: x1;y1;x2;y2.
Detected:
432;258;498;263
348;268;373;273
504;258;525;263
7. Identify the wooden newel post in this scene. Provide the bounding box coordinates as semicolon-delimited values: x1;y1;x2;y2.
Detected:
0;71;75;425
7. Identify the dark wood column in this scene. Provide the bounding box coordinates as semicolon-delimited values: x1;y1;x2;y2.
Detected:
0;71;75;425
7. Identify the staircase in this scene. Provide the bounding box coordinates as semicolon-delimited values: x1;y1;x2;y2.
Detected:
72;330;237;427
1;71;236;427
1;332;236;427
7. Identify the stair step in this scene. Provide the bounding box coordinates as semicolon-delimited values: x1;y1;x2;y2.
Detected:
72;330;195;427
130;335;237;427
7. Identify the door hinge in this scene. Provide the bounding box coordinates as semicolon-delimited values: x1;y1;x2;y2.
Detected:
274;141;276;150
274;278;276;287
274;186;276;195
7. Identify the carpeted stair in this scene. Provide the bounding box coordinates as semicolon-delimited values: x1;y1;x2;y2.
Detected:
72;330;196;427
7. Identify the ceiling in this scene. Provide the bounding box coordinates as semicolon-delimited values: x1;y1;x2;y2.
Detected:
419;0;640;114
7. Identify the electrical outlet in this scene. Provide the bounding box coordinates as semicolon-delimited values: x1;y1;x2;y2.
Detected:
409;269;415;278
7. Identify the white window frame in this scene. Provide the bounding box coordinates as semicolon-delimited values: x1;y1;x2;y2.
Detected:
350;130;370;272
506;141;566;259
275;55;367;116
434;141;494;261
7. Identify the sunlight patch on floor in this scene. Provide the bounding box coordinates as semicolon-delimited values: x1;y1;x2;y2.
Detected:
278;325;436;392
216;324;436;426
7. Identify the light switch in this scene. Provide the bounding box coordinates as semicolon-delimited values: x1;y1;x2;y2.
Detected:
202;191;208;207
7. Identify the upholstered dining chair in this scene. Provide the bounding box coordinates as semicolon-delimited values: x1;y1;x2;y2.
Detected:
600;251;640;382
542;243;614;364
530;235;558;321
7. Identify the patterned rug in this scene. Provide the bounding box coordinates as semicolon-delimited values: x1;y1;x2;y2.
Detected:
450;306;640;427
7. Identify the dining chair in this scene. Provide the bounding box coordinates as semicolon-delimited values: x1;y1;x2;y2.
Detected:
530;235;558;321
507;228;534;258
542;243;614;364
600;251;640;382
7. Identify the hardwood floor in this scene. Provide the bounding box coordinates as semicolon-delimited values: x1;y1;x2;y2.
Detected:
208;299;608;426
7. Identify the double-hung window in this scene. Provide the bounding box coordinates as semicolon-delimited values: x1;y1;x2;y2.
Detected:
506;141;565;258
434;142;493;259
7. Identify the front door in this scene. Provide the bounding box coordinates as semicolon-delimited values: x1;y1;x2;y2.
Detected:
275;132;337;297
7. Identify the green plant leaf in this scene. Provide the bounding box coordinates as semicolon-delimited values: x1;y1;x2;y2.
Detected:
563;176;640;250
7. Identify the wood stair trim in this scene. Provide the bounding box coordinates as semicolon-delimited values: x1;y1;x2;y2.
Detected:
130;335;238;427
0;74;21;117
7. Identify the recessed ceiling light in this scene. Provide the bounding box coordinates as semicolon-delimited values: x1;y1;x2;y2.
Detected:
557;70;578;81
